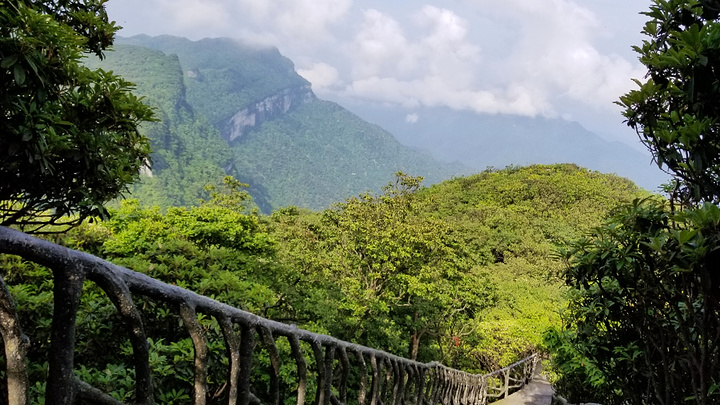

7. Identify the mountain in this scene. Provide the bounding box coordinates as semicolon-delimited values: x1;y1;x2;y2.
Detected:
83;43;232;208
341;104;669;192
87;36;467;212
88;34;662;212
116;35;313;137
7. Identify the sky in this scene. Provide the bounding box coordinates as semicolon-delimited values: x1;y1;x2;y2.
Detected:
107;0;653;148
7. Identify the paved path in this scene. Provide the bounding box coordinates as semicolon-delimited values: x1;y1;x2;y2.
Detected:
492;366;554;405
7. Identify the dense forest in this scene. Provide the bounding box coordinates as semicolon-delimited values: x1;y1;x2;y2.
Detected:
1;165;644;401
6;0;720;403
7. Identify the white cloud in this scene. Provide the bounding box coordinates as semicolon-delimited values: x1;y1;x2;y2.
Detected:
342;6;547;116
414;5;481;86
108;0;650;137
346;76;550;116
273;0;352;42
415;6;479;60
474;0;645;108
297;62;340;90
157;0;231;32
152;0;351;46
351;9;417;78
233;0;273;20
349;6;480;83
406;113;419;123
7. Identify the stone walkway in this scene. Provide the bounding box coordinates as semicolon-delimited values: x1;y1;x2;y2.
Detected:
492;366;554;405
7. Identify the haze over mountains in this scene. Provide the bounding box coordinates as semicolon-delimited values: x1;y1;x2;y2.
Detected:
92;35;666;212
345;103;668;190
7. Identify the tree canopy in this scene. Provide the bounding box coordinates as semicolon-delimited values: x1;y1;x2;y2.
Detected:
550;1;720;403
0;164;642;401
619;0;720;204
0;0;154;232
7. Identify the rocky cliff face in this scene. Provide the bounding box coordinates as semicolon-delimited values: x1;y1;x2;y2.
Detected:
225;85;315;142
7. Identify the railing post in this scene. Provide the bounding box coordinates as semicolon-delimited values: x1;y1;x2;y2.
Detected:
323;344;335;405
47;268;84;405
414;366;426;405
503;370;510;398
238;325;255;405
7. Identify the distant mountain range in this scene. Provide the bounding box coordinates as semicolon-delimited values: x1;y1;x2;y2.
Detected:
343;104;669;192
88;35;665;212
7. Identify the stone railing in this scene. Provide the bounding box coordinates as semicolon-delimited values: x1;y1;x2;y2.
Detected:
0;226;538;405
484;355;540;400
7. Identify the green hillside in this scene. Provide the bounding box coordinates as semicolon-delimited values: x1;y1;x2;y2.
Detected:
266;164;646;370
3;164;645;402
416;164;645;367
117;35;309;129
84;44;231;208
231;99;467;211
86;36;465;212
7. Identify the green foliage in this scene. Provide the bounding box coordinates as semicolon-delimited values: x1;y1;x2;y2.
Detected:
0;164;642;399
551;199;720;404
230;99;465;212
100;195;275;310
618;0;720;203
0;0;154;232
266;173;493;364
413;164;644;369
542;327;607;402
550;2;720;403
266;165;641;371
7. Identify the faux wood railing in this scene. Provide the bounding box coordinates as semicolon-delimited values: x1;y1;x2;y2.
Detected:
0;226;538;405
484;355;540;400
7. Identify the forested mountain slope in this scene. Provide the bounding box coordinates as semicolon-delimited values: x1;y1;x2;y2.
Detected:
83;44;232;207
117;35;312;136
267;164;646;370
4;164;644;403
86;36;466;212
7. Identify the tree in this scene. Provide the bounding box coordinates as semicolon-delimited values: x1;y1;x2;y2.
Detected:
550;198;720;404
268;173;492;362
0;0;154;233
618;0;720;204
0;2;152;401
550;1;720;403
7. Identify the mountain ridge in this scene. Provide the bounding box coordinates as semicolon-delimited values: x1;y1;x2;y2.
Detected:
93;34;663;212
334;101;668;191
90;36;467;212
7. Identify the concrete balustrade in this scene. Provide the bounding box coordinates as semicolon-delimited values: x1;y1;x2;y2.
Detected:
0;226;539;405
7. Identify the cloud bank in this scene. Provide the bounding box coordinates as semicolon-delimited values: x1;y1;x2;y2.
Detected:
109;0;648;123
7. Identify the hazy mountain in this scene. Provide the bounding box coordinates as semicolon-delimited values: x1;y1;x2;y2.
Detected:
86;34;664;213
87;36;467;212
342;104;669;192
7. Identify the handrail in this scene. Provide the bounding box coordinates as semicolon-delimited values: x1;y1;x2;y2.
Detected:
0;226;538;405
484;354;540;399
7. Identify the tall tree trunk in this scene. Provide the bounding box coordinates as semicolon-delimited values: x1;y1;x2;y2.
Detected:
0;274;29;405
410;312;426;361
410;332;421;361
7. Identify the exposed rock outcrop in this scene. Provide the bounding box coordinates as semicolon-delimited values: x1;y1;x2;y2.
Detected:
225;85;315;142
